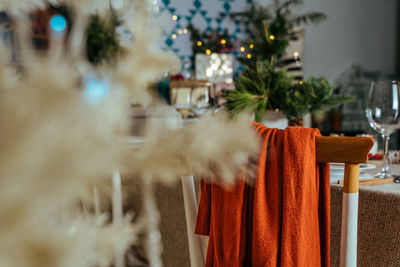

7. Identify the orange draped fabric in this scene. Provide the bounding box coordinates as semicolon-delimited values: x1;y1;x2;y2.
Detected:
195;123;330;266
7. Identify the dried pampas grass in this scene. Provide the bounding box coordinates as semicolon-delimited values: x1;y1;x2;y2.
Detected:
0;0;259;266
58;0;110;14
0;207;137;267
0;51;136;266
122;110;259;185
0;0;47;14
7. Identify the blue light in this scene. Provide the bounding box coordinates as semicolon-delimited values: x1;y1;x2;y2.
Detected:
50;14;67;32
83;76;110;104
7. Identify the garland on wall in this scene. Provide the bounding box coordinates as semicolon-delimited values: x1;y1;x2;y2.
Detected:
187;23;234;55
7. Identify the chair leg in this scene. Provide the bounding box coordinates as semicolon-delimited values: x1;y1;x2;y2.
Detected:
181;175;206;267
340;163;360;267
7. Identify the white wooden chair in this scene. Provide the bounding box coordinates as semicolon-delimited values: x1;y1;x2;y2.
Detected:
181;136;374;267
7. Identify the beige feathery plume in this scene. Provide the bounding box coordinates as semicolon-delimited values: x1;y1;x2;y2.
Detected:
0;52;136;267
0;206;138;267
114;0;181;106
122;108;259;185
0;0;47;14
49;0;111;14
0;0;260;266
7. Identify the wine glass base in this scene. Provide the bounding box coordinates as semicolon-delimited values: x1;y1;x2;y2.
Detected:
374;172;393;179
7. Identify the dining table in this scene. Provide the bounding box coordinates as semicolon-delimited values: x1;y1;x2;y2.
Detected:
330;161;400;267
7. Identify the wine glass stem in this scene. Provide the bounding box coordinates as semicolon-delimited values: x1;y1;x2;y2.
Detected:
381;134;390;175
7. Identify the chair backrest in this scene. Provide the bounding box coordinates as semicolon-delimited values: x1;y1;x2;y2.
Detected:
316;136;374;267
316;136;374;164
184;136;374;267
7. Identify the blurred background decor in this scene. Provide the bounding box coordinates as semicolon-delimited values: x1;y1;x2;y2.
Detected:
85;10;123;65
194;53;234;83
332;65;386;133
188;23;233;56
30;4;71;51
0;12;18;64
152;0;252;71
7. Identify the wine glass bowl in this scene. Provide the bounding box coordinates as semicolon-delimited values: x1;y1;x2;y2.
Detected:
366;80;400;178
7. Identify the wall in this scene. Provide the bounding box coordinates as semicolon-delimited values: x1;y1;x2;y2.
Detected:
297;0;398;82
156;0;397;82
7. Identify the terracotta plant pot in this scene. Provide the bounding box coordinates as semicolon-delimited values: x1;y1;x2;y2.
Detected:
329;113;343;132
288;117;304;127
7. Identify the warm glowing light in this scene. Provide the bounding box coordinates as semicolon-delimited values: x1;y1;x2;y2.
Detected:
240;46;245;52
269;35;275;40
221;39;226;45
178;29;183;34
183;28;188;34
249;44;254;49
205;49;211;55
299;81;304;85
197;41;202;46
172;15;178;21
171;33;177;39
294;51;299;57
247;53;252;59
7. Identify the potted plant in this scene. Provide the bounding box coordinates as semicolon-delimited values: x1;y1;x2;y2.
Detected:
223;0;351;126
224;61;351;126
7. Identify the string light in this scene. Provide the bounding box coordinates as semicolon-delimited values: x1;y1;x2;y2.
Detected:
221;39;226;45
247;53;252;59
240;46;245;52
206;49;211;55
269;35;275;40
178;29;183;34
197;41;202;46
171;33;177;39
172;15;177;21
183;28;188;34
249;44;254;49
294;51;299;58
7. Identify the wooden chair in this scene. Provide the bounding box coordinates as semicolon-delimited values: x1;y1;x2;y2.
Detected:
317;136;373;267
181;136;374;267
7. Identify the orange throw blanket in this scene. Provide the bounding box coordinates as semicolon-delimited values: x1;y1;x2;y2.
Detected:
195;123;330;266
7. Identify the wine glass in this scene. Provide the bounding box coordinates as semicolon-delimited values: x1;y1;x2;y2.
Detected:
366;80;400;178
